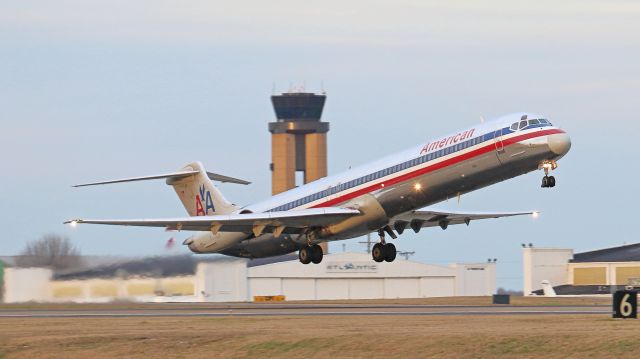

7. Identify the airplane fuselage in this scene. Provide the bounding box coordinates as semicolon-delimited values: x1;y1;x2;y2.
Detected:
186;113;571;258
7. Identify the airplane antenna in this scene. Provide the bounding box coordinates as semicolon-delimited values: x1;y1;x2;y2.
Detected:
397;251;415;260
358;233;375;254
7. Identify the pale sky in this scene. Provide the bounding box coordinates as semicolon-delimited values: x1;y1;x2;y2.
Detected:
1;0;639;289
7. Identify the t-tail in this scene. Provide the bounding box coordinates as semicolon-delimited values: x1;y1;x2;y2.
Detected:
168;162;240;216
73;161;250;216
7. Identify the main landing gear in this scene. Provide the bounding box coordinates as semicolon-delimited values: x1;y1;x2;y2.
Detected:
372;228;397;263
540;160;558;188
299;244;323;264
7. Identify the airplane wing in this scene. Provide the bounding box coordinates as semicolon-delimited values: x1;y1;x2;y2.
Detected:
390;209;536;233
65;207;361;236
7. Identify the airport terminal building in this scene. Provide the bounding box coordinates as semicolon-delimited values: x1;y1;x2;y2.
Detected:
1;253;496;303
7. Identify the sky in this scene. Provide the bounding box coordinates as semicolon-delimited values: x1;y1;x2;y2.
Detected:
1;0;639;290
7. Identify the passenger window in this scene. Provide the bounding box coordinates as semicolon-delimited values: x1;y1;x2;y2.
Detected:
519;120;528;130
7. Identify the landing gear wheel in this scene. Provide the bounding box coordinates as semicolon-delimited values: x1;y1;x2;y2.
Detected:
298;247;312;264
372;243;385;262
548;176;556;188
541;176;549;188
310;244;323;264
384;243;397;262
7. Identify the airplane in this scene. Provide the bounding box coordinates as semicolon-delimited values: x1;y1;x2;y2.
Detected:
66;112;571;265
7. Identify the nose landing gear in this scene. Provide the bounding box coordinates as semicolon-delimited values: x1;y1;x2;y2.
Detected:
541;175;556;188
372;228;397;263
540;161;558;188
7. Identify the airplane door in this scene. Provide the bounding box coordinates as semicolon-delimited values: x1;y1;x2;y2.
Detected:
494;127;506;164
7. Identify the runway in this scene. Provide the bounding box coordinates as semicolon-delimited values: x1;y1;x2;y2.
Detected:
0;303;611;318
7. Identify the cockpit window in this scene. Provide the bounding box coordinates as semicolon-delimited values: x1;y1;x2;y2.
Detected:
519;120;528;130
529;119;540;125
510;123;519;131
539;118;552;125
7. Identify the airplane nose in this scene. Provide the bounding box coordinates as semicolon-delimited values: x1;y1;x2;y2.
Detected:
548;132;571;156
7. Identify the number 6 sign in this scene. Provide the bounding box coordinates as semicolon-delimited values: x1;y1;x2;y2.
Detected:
613;290;637;319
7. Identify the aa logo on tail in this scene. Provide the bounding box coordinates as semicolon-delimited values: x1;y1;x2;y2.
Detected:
195;185;215;216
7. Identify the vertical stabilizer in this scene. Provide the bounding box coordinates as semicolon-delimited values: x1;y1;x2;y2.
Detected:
541;280;557;297
167;162;238;216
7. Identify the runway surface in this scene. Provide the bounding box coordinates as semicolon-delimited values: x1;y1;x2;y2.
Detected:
0;303;612;318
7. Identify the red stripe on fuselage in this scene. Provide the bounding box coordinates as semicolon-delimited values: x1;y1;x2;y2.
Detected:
311;128;565;208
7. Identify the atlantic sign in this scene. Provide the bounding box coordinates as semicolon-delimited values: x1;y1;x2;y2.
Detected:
325;262;378;273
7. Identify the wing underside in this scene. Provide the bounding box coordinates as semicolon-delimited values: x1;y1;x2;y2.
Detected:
390;209;535;233
66;207;361;235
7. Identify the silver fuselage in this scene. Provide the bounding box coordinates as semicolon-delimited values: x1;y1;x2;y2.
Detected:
187;113;571;258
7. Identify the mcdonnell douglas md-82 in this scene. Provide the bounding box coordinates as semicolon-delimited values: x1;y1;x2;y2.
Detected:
67;113;571;264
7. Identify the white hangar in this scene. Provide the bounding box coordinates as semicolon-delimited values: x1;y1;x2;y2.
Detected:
195;252;496;302
2;253;496;303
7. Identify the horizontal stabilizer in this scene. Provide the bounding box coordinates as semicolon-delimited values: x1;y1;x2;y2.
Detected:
206;172;251;185
74;170;250;187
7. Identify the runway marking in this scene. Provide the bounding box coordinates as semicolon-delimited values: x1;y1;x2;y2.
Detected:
0;304;610;313
0;310;611;318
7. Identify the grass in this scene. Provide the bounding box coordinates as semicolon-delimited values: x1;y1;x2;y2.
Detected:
1;314;639;358
0;297;622;358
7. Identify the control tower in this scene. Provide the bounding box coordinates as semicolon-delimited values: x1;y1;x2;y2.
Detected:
269;91;329;253
269;92;329;195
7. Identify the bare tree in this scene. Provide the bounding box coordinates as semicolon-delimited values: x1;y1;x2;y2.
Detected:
497;287;524;296
16;234;82;270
